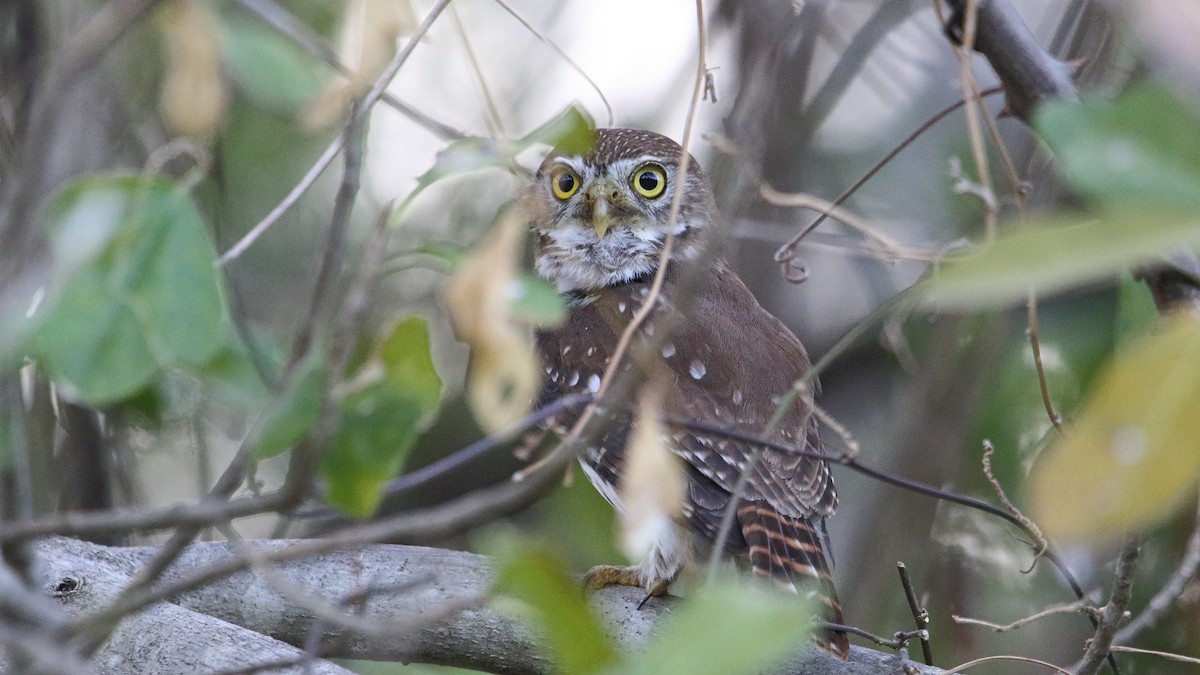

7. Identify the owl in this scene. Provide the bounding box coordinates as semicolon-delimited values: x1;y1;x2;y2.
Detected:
527;128;849;659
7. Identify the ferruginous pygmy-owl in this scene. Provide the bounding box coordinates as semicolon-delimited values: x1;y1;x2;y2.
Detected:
527;128;849;659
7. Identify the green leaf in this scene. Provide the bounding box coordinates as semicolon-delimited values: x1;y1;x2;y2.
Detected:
621;579;815;675
411;137;515;195
399;105;596;214
1036;83;1200;213
31;175;229;405
120;185;226;368
34;266;160;404
321;316;442;517
518;103;596;154
195;339;274;407
1113;273;1158;349
490;538;617;675
253;352;325;460
218;9;323;113
1031;313;1200;542
508;275;567;327
324;386;423;517
375;316;442;416
921;212;1200;310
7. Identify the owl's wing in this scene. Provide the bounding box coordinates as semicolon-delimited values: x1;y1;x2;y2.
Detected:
658;262;837;520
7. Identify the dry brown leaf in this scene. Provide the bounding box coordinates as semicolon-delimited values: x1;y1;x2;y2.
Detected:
305;0;416;129
445;205;540;434
158;0;227;138
619;378;685;561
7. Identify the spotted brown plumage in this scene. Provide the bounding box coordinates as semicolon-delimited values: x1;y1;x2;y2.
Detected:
528;128;849;659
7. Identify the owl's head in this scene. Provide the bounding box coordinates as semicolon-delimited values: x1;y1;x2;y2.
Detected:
527;128;714;292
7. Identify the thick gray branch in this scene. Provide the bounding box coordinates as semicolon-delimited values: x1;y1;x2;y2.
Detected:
12;538;354;675
26;537;943;675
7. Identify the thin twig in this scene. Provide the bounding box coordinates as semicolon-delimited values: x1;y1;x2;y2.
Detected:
217;0;453;267
0;395;592;544
303;395;594;529
951;0;998;239
1108;646;1200;666
1026;290;1066;432
758;187;941;263
941;654;1071;674
1115;498;1200;644
487;0;614;128
61;390;619;632
953;601;1096;632
677;418;1092;608
215;135;343;267
450;5;505;137
980;440;1047;567
236;0;466;141
820;622;924;651
897;562;933;665
811;403;860;458
770;86;1005;282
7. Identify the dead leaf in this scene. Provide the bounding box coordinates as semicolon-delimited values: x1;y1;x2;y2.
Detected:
445;205;540;433
305;0;416;128
619;378;685;561
158;0;227;138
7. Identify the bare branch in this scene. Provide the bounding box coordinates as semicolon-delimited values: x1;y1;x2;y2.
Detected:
953;601;1096;633
1115;498;1200;644
897;562;933;665
1075;539;1140;675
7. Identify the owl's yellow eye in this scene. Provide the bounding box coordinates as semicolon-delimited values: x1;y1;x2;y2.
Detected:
550;167;580;200
631;164;667;199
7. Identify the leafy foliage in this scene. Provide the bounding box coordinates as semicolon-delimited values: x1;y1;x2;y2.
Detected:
322;316;443;517
491;538;619;675
1036;83;1200;213
30;175;229;405
624;581;816;675
924;83;1200;311
491;538;817;675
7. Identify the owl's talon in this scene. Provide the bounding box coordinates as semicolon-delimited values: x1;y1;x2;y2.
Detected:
637;579;670;609
583;565;670;604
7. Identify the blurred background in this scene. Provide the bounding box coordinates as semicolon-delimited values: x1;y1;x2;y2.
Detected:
2;0;1197;672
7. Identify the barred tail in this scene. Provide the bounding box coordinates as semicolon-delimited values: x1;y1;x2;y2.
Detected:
737;502;850;660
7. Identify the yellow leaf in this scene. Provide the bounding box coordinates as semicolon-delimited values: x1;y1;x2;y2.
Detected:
158;0;227;138
305;0;415;129
619;379;685;561
445;205;539;433
1031;313;1200;542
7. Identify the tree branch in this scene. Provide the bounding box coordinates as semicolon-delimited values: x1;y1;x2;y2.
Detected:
1074;539;1140;675
944;0;1200;311
31;536;945;675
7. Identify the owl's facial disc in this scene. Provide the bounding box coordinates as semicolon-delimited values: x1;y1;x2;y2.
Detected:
531;130;712;293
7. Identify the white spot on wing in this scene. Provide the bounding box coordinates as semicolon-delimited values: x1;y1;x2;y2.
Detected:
732;389;744;405
661;344;676;358
568;372;580;387
689;360;706;380
588;374;602;393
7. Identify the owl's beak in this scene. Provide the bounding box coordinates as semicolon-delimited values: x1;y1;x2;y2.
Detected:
591;201;612;238
584;179;619;238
